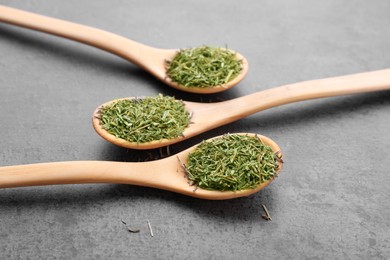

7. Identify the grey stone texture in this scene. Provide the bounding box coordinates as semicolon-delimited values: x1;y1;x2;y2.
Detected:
0;0;389;259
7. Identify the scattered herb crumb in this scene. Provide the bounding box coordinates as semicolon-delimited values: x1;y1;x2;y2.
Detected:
120;219;140;233
261;204;272;221
98;94;190;143
186;134;279;191
127;228;140;233
166;46;242;88
147;220;154;237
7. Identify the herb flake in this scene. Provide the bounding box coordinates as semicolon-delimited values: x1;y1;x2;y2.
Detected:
97;94;190;143
186;134;279;191
166;46;242;88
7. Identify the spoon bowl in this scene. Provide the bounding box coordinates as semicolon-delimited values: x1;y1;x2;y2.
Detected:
93;69;390;149
0;5;248;94
0;134;282;200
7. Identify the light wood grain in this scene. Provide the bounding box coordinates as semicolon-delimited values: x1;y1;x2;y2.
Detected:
0;134;282;200
0;5;248;93
94;69;390;149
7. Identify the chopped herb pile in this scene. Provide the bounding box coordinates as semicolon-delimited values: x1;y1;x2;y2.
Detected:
97;94;190;143
166;46;242;88
186;134;279;191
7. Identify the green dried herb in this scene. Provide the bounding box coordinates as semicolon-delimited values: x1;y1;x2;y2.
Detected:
166;46;242;88
97;94;190;143
186;134;279;191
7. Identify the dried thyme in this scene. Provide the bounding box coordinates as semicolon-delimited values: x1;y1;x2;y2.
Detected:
186;134;279;191
261;204;272;221
120;220;140;233
147;220;154;237
97;94;190;143
166;46;242;88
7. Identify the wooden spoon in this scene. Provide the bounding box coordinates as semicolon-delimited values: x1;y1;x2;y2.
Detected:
0;134;282;200
93;68;390;149
0;5;248;94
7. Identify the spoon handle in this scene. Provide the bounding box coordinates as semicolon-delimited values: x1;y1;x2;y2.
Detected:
0;5;159;68
226;69;390;117
0;161;162;189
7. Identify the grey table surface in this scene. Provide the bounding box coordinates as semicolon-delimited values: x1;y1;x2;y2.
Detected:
1;1;390;259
